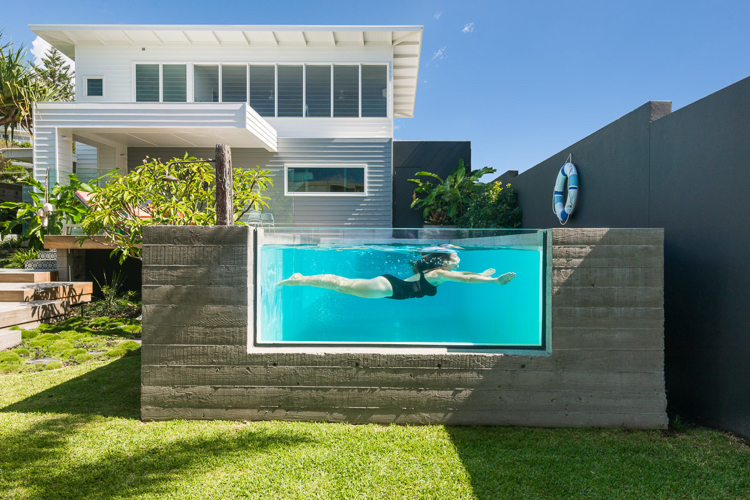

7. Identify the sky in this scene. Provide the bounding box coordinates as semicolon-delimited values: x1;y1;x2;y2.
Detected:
4;0;750;177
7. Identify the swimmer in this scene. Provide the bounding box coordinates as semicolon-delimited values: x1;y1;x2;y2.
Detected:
276;250;516;300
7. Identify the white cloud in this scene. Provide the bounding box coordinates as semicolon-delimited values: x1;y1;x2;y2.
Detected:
434;11;442;19
31;36;75;71
462;22;475;34
432;46;446;60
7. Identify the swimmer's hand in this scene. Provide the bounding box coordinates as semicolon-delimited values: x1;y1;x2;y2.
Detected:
481;268;496;277
496;272;516;285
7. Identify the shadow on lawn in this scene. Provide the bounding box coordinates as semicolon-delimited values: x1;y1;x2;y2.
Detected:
2;354;142;419
0;413;312;500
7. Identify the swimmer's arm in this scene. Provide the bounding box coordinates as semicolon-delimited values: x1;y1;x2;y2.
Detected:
434;270;515;284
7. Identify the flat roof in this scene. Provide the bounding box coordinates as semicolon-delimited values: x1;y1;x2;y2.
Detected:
30;24;422;118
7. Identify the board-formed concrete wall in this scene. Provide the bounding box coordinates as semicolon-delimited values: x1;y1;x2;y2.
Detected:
141;226;666;428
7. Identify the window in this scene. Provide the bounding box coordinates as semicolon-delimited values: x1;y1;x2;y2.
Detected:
194;65;219;102
361;65;387;117
250;65;276;117
278;65;303;117
333;65;359;117
85;78;103;97
135;64;159;102
222;65;247;102
305;65;331;117
162;65;187;102
285;164;366;196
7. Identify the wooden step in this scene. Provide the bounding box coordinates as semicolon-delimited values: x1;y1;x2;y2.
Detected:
0;269;59;283
0;282;93;302
0;300;85;329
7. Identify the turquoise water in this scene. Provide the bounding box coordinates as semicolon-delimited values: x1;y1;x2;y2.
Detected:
258;243;544;347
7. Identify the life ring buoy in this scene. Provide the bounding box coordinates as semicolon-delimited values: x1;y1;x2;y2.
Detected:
553;162;578;224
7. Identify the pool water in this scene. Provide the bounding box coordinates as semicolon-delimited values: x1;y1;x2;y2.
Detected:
258;242;545;347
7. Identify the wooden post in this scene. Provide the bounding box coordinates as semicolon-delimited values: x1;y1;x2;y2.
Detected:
215;144;233;226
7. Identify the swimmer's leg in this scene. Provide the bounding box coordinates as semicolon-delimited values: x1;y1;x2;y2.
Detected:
277;273;392;299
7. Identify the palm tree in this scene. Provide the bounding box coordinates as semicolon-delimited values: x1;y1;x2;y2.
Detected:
0;34;58;140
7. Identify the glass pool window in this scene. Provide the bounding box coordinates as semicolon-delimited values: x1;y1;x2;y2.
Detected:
285;164;366;195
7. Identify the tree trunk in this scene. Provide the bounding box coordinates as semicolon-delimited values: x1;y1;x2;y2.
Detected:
215;144;233;226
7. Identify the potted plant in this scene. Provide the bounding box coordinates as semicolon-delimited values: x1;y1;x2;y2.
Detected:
409;160;495;227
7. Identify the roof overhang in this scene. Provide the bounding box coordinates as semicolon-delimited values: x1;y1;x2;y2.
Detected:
29;24;423;118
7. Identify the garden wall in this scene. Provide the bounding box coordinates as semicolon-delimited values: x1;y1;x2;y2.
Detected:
141;226;666;428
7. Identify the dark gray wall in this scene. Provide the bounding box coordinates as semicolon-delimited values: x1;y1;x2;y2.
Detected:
512;76;750;438
509;101;671;229
392;141;471;228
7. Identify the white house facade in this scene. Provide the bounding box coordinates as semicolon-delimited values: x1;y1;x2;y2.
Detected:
30;25;423;226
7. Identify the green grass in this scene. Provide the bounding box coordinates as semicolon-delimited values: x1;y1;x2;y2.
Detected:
1;316;141;374
0;356;748;499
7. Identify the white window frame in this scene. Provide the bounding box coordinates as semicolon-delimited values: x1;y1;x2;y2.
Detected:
128;61;390;118
284;164;368;197
84;76;105;98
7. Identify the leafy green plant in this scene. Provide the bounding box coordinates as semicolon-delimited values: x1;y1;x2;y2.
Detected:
80;154;273;262
18;141;32;148
6;248;37;268
0;173;105;250
457;182;523;229
86;271;139;318
409;159;496;225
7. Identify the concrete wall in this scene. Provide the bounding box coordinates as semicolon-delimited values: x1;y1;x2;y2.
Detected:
141;226;666;428
507;76;750;438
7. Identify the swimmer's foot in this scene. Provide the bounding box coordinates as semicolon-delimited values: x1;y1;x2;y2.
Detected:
277;273;305;286
496;272;516;285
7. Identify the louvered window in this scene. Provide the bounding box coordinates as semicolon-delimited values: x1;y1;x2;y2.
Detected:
250;65;276;117
135;64;159;102
162;65;187;102
333;65;359;117
86;78;103;97
278;65;303;117
362;65;387;117
305;65;331;117
222;65;247;102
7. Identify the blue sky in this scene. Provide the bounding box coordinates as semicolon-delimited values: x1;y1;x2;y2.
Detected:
4;0;750;175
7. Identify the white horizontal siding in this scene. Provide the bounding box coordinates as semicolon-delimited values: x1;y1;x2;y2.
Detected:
127;138;392;227
74;142;98;183
265;118;391;138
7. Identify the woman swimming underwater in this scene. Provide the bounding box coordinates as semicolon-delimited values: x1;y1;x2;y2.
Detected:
276;248;516;300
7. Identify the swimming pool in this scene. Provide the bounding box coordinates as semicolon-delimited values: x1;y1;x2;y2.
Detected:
257;228;547;348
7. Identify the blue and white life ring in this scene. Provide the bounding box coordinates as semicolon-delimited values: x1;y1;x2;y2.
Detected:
553;162;579;224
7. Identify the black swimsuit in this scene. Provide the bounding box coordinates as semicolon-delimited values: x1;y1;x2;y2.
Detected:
381;272;438;300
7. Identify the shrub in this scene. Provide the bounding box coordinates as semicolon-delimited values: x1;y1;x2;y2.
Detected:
0;352;21;363
104;348;127;358
6;248;38;268
457;182;523;229
49;340;74;352
45;361;63;370
118;340;141;351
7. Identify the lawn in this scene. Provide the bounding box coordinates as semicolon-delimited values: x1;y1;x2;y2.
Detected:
1;353;748;499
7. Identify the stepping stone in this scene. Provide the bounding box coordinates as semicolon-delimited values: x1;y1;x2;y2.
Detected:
27;357;59;365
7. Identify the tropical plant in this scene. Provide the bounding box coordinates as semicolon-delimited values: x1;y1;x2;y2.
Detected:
0;34;59;139
409;159;496;225
457;182;523;229
87;271;139;318
0;173;102;249
0;154;29;182
80;155;273;262
7;248;37;268
36;47;74;102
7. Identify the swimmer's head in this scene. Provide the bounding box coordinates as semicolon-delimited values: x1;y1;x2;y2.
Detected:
412;252;460;273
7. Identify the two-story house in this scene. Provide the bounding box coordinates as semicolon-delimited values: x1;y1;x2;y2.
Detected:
30;25;423;227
